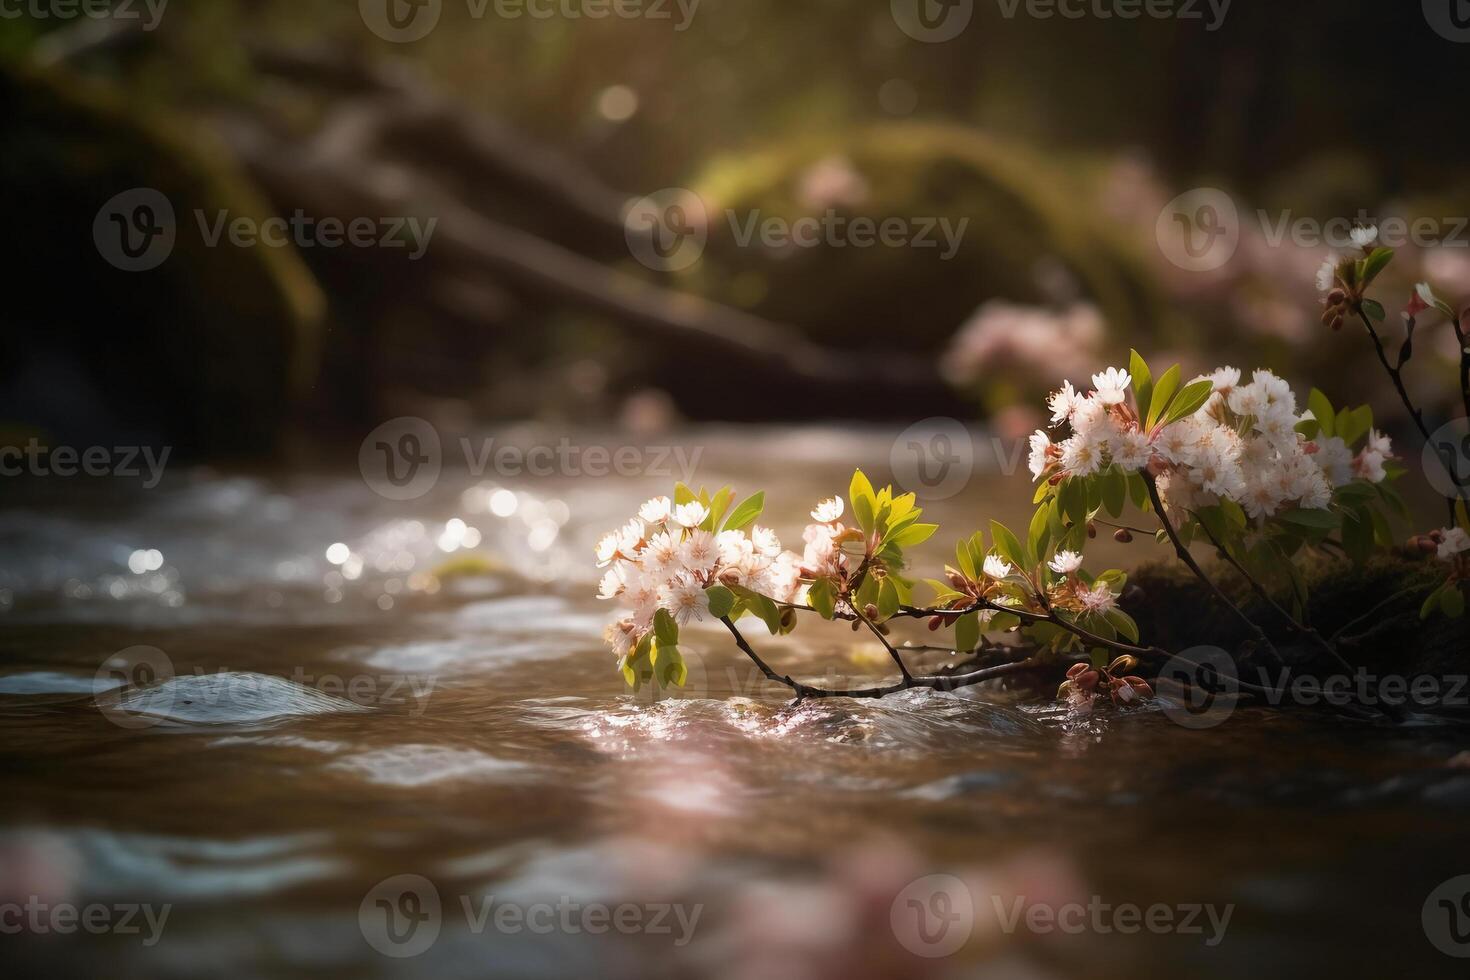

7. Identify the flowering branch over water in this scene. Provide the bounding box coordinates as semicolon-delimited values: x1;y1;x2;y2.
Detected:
595;243;1470;713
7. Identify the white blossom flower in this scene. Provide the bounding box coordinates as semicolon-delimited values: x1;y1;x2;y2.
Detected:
750;525;782;558
1111;428;1153;471
658;573;709;625
1439;527;1470;560
638;496;673;525
1366;429;1393;458
1316;255;1339;294
1078;583;1117;614
642;532;680;575
673;501;709;529
1350;225;1378;251
1049;550;1083;575
983;555;1013;579
617;519;646;555
1090;367;1132;406
1314;436;1356;487
594;531;621;567
597;566;626;600
1354;450;1387;484
811;496;845;523
1207;366;1241;392
1028;430;1054;479
679;529;719;576
1048;381;1084;424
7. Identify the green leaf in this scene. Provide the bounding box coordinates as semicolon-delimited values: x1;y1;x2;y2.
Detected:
706;585;735;618
808;578;835;620
954;611;980;653
990;520;1026;569
653;607;680;648
1105;607;1140;643
877;577;900;619
1360;246;1394;285
1058;477;1088;529
674;482;697;505
702;486;734;531
1338;405;1373;447
731;585;782;634
1361;298;1386;322
1341;508;1373;565
1101;467;1126;517
1162;379;1215;425
1129;349;1153;420
850;469;877;511
1147;364;1181;428
723;491;765;532
954;539;977;579
1277;508;1341;531
1028;501;1052;566
889;523;939;548
1444;586;1466;619
853;494;875;535
655;645;687;688
1422;584;1445;621
1307;389;1335;437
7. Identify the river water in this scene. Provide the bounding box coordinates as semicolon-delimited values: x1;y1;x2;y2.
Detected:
1;424;1467;978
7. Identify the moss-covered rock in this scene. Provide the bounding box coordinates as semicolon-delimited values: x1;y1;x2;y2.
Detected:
0;62;323;456
674;123;1175;368
1126;554;1469;705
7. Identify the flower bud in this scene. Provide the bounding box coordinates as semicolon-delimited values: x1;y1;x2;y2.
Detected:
1087;522;1097;539
1327;288;1346;306
1114;528;1133;543
928;616;943;631
1108;655;1140;675
864;604;880;620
